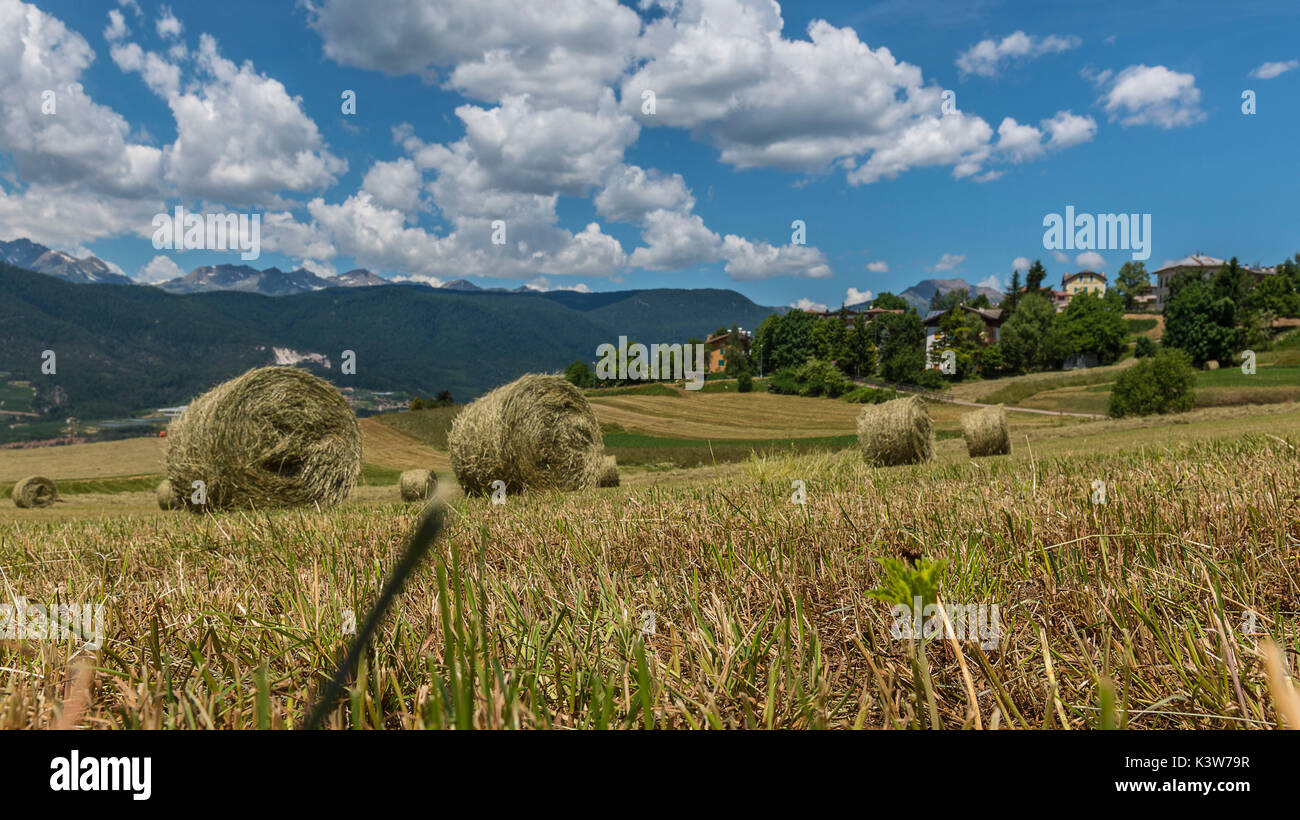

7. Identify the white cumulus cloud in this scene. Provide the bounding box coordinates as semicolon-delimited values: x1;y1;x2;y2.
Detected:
1076;251;1107;269
1097;64;1204;129
956;31;1081;78
930;252;965;272
306;0;640;107
136;254;184;283
595;165;693;223
845;287;873;306
620;2;1041;185
1250;60;1298;80
155;6;182;39
790;297;828;312
722;236;832;281
361;158;423;213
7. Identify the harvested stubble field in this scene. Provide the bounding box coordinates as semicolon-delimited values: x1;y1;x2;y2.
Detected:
0;403;1297;729
588;390;866;439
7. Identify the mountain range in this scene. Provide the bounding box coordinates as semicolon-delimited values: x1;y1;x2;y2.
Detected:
0;238;133;286
0;260;780;420
898;277;1005;312
158;264;390;295
2;238;1007;306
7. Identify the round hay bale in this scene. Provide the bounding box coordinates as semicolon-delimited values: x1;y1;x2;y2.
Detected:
155;480;183;510
449;373;604;496
856;395;934;466
164;366;362;511
961;405;1010;457
399;469;438;502
597;455;620;487
12;475;57;508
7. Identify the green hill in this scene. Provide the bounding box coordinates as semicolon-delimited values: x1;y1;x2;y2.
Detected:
0;262;777;424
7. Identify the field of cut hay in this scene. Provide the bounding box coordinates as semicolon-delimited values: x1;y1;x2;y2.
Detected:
0;436;165;482
0;398;1297;729
0;418;454;522
358;418;449;476
588;391;865;439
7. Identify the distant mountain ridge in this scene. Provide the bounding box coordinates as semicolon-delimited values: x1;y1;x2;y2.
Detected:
898;277;1004;311
159;264;351;296
334;269;389;287
0;238;133;286
3;237;1007;309
152;261;558;296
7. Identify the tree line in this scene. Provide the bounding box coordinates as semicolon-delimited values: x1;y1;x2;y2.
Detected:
560;252;1300;406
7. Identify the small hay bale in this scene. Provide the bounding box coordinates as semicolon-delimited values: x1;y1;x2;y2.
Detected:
961;405;1010;457
399;469;438;502
164;366;362;511
597;455;620;487
12;475;57;508
449;373;604;496
856;395;934;466
156;480;183;510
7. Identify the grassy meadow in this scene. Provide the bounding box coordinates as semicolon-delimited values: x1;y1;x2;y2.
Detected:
0;384;1298;729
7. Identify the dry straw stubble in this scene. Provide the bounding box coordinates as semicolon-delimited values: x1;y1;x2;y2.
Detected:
449;373;605;496
164;366;363;511
12;475;57;508
856;395;934;466
961;404;1011;457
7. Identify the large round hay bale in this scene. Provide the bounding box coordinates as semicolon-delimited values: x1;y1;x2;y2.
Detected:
597;455;620;487
961;405;1010;457
449;373;604;496
12;475;57;508
856;395;934;466
399;469;437;502
155;480;183;510
164;366;362;511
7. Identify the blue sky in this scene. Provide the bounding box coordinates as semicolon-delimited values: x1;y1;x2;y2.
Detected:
1;0;1297;310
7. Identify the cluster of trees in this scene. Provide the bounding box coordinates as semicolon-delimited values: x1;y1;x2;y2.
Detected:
408;391;454;410
929;277;1129;381
759;296;909;384
1163;255;1300;367
1109;349;1196;417
756;308;880;378
564;359;597;388
561;251;1299;400
755;297;920;390
769;359;851;397
563;325;759;390
752;268;1135;393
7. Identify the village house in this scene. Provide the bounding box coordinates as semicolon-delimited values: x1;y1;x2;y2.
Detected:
1151;254;1279;311
1152;254;1225;310
1062;270;1107;298
703;328;752;374
1131;287;1159;311
922;305;1006;368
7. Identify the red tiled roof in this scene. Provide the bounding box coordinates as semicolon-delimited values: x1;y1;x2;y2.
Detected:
1154;254;1225;274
